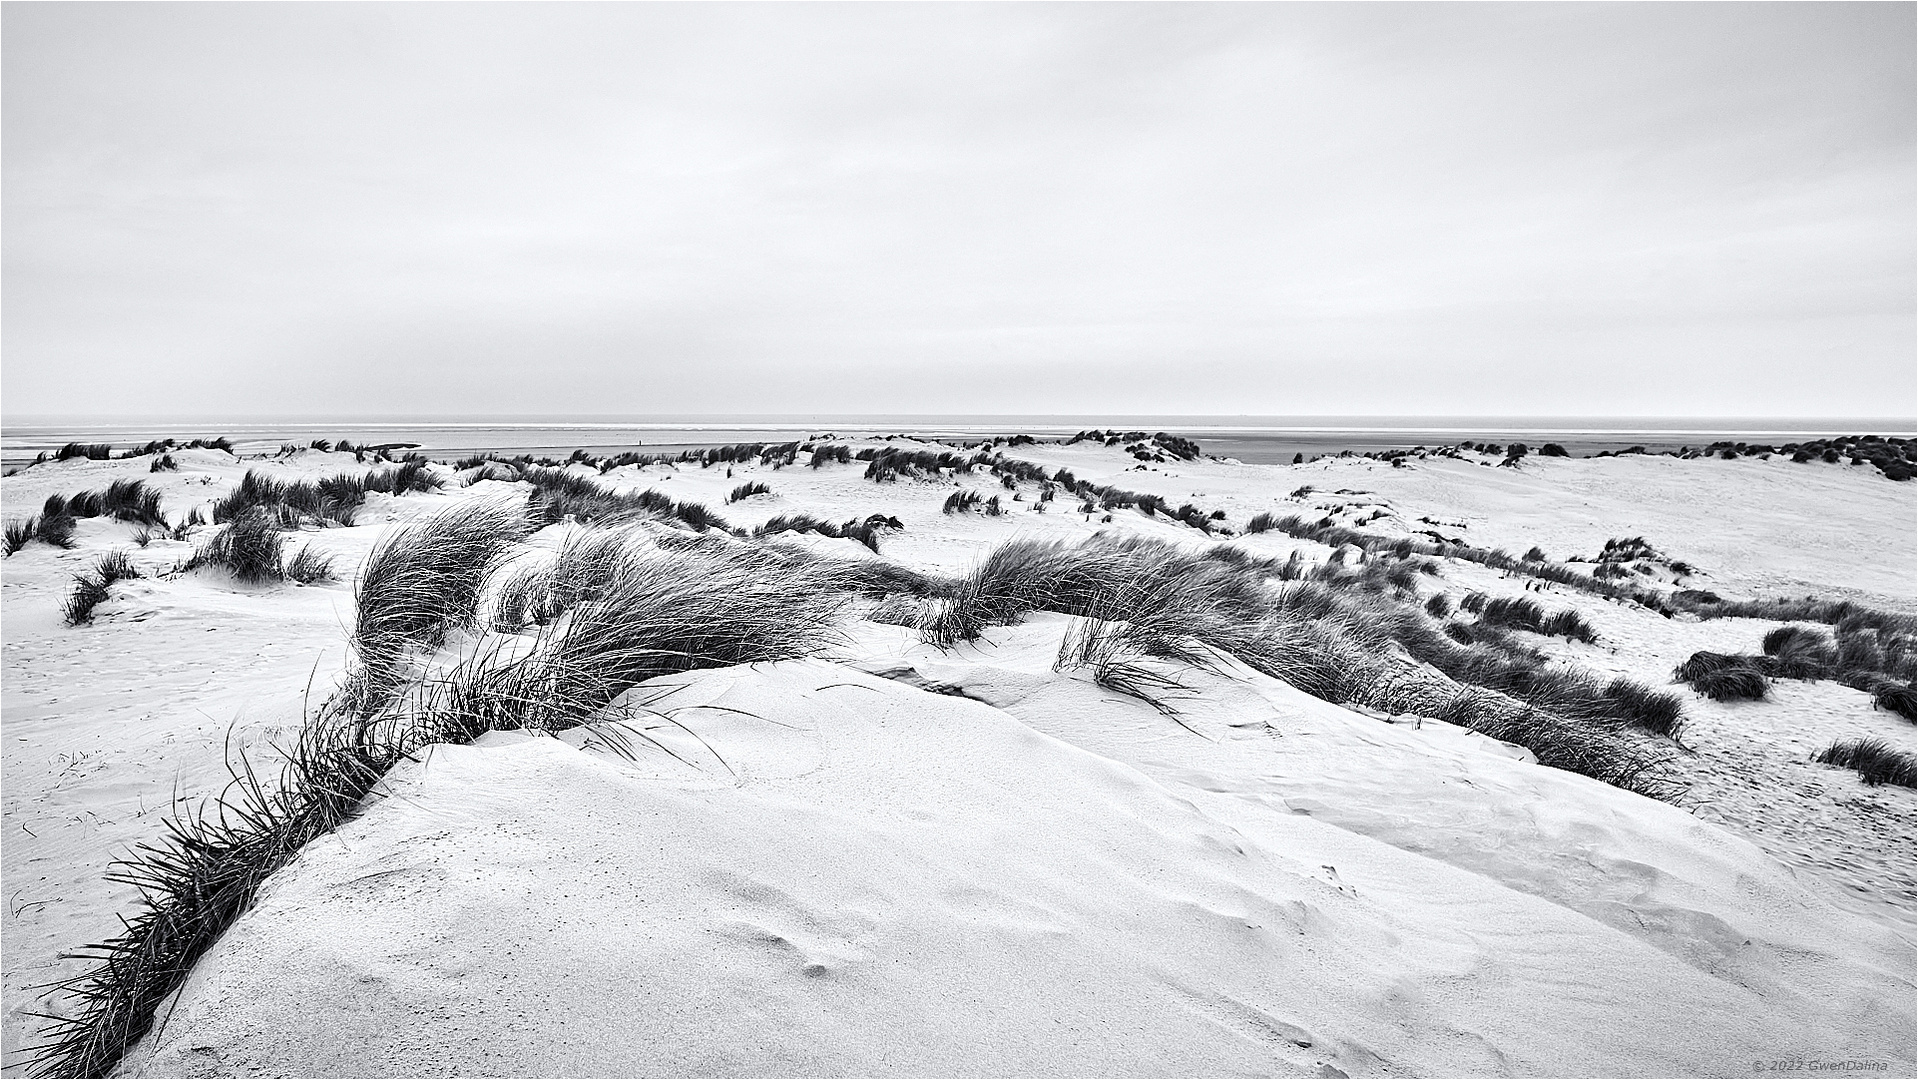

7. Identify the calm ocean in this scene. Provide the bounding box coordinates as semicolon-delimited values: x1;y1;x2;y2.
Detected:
3;414;1912;470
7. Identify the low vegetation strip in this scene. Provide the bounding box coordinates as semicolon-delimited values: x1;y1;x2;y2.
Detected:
1669;624;1916;719
520;466;731;533
919;534;1682;787
1814;739;1917;787
211;463;442;528
754;513;903;553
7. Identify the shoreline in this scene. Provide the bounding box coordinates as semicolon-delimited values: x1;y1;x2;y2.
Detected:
6;417;1915;470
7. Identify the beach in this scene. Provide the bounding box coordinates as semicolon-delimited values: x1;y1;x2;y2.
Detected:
2;427;1912;1077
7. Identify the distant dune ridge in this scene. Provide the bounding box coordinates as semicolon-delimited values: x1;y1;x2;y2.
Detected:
2;429;1912;1077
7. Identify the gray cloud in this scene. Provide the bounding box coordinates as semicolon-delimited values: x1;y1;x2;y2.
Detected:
4;2;1911;417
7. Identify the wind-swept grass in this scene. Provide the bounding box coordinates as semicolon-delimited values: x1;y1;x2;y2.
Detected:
5;518;35;556
522;466;729;533
34;514;77;549
1683;621;1913;714
40;480;167;529
1601;679;1687;737
755;513;903;553
861;447;987;482
726;481;773;503
352;498;533;685
1814;738;1916;787
212;465;439;528
1872;681;1916;721
63;552;143;626
283;545;336;585
26;528;868;1079
924;534;1680;788
1684;596;1916;637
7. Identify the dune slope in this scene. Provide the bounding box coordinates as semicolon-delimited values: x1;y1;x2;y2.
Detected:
121;659;1913;1078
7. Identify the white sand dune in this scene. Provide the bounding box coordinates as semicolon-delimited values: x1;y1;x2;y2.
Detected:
3;438;1913;1077
119;658;1914;1078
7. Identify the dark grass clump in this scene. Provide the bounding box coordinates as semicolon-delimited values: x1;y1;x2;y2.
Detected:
1680;658;1770;701
5;518;35;556
353;498;534;682
211;471;348;528
358;461;442;497
755;513;902;553
54;443;114;462
522;466;730;534
1814;738;1916;787
34;514;78;550
1539;608;1600;644
118;440;174;459
861;446;987;482
1603;678;1687;737
183;509;287;584
212;465;440;529
283;545;336;585
808;444;854;468
1758;624;1839;679
726;481;773;503
1478;596;1545;632
39;480;167;528
1871;681;1916;721
1244;512;1277;534
149;454;178;473
1673;651;1747;682
943;490;983;514
62;552;143;626
1681;595;1915;638
63;577;114;627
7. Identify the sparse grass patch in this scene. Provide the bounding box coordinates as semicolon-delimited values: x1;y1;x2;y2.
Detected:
1814;738;1916;787
62;552;143;625
726;481;773;503
284;545;336;585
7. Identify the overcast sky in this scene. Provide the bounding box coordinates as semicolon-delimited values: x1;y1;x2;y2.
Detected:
3;2;1912;419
